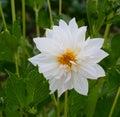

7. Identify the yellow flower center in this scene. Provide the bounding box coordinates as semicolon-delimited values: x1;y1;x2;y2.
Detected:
57;49;77;67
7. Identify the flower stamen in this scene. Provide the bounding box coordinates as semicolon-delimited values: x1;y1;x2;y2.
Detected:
57;49;77;67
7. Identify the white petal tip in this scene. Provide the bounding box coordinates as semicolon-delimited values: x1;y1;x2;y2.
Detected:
33;37;40;43
59;19;67;25
28;57;37;66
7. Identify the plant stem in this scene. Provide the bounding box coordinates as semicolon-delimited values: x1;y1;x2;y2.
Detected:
34;5;40;37
51;94;60;117
47;0;53;28
57;97;60;117
21;0;27;61
15;53;19;77
103;24;111;47
64;91;68;117
11;0;16;23
103;12;113;48
51;94;57;106
0;4;7;31
20;108;23;117
0;111;2;117
21;0;26;39
108;87;120;117
59;0;62;15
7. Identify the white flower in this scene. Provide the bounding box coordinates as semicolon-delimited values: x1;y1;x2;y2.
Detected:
28;18;108;97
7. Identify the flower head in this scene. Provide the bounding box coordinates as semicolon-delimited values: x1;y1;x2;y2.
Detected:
28;18;108;97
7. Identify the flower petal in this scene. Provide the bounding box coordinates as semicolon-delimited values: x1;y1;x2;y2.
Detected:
58;87;66;97
76;26;87;43
28;54;56;66
85;49;109;63
69;18;78;34
79;63;105;79
65;72;71;83
85;38;104;50
33;37;63;55
42;64;67;81
49;78;66;97
33;37;52;52
73;73;88;95
59;19;68;29
28;54;41;66
46;29;53;38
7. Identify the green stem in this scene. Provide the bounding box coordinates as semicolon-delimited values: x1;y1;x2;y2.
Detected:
59;0;62;15
34;5;40;37
15;53;19;77
0;111;2;117
103;24;111;48
20;108;23;117
57;97;60;117
108;87;120;117
103;12;113;48
11;0;16;23
0;4;7;31
64;91;68;117
51;94;57;106
47;0;53;28
51;94;60;117
21;0;27;61
22;0;26;39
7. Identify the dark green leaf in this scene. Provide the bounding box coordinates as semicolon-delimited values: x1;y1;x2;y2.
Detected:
12;21;21;39
111;34;120;60
101;65;120;96
94;94;115;117
86;0;107;36
69;90;87;117
4;108;20;117
26;0;44;9
0;20;3;32
6;74;26;110
85;78;105;117
106;15;120;24
86;0;98;36
38;11;50;28
26;69;49;106
0;31;19;62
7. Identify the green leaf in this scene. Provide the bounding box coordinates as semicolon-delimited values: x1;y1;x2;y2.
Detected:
69;90;87;117
6;74;26;110
85;78;105;117
26;69;49;106
86;0;107;36
38;11;50;28
94;94;115;117
0;31;19;62
4;108;20;117
0;0;8;4
37;0;44;9
26;0;44;9
12;21;21;39
106;15;120;24
99;65;120;98
86;0;98;36
111;34;120;60
0;20;3;32
111;90;120;117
